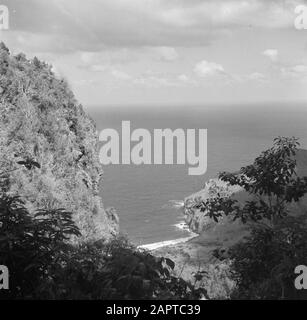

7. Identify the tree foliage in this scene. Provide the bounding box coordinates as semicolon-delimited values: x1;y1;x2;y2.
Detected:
0;194;206;300
194;137;307;226
0;42;118;241
229;216;307;299
192;137;307;299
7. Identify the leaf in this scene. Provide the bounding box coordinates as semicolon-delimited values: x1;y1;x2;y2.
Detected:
165;258;175;270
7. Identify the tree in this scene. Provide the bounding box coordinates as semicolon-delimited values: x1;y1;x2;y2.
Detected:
191;137;307;299
0;194;206;300
0;43;118;241
0;195;80;299
229;216;307;299
194;137;307;226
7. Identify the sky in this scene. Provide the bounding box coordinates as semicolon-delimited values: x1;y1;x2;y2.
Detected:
1;0;307;108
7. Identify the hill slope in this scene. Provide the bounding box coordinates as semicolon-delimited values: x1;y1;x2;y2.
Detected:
155;148;307;298
0;43;118;241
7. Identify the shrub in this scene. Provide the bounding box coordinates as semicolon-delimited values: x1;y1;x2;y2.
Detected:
0;195;80;299
0;42;117;240
229;216;307;299
192;137;307;299
194;137;307;225
0;194;206;300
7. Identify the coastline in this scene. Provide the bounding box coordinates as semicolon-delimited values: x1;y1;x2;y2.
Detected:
138;233;197;251
137;178;248;299
138;219;198;250
138;178;234;251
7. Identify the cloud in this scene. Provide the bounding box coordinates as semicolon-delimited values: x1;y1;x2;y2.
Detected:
263;49;279;62
247;72;267;81
261;48;307;81
150;47;179;61
178;74;189;82
132;70;180;87
194;60;226;77
111;69;133;80
97;69;199;88
281;64;307;79
177;74;198;85
1;0;301;52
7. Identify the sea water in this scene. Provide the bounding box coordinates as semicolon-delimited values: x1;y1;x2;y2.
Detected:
88;103;307;246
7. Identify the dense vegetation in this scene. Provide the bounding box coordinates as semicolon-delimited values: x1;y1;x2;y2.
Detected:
0;194;206;300
193;137;307;299
0;42;117;241
0;43;206;300
1;42;307;300
230;216;307;299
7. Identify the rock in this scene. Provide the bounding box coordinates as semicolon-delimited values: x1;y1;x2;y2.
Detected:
183;178;242;234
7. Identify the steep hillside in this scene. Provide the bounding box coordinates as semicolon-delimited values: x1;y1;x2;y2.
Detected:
184;148;307;235
0;43;118;241
155;148;307;298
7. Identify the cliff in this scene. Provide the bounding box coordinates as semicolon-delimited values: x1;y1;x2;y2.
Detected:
183;149;307;236
0;43;118;241
155;149;307;299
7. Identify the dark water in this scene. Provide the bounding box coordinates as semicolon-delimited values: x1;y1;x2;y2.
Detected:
88;103;307;245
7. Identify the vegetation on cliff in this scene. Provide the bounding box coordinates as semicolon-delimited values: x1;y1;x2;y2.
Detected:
190;137;307;299
0;194;207;299
0;43;205;300
1;42;306;300
0;42;117;241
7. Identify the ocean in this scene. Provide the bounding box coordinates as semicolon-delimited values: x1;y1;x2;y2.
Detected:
88;103;307;246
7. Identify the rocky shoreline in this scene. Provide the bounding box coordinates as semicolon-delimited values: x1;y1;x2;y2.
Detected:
149;150;307;298
146;179;248;298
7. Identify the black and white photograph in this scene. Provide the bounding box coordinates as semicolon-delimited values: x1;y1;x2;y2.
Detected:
1;0;307;305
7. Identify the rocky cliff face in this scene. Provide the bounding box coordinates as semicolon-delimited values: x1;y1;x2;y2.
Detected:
0;43;118;241
183;179;242;234
183;149;307;235
156;150;307;299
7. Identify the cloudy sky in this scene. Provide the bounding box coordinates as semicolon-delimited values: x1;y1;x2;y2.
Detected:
1;0;307;108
